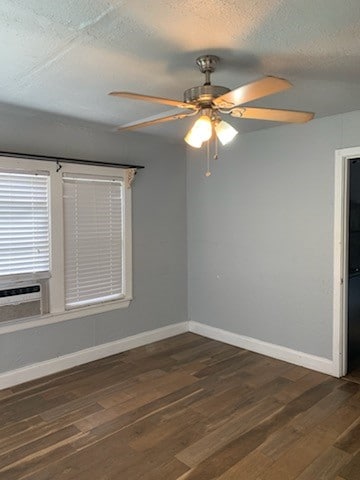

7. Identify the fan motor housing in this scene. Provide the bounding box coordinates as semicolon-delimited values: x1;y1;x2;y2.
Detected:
183;85;230;106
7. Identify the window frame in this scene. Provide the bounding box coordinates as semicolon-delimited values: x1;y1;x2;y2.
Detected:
0;156;133;335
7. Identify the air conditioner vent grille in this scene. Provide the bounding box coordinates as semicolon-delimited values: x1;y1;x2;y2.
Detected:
0;285;40;298
0;282;48;320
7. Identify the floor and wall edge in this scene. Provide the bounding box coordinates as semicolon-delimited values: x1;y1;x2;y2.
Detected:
189;321;337;377
0;322;188;390
0;319;338;390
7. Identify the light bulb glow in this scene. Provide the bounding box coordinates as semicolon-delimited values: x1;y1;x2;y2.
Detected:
192;115;212;142
184;115;213;148
215;120;238;146
184;128;203;148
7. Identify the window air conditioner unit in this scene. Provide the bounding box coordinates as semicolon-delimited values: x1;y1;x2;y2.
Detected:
0;282;49;322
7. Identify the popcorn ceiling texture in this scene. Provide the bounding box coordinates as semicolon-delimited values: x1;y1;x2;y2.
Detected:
1;0;360;139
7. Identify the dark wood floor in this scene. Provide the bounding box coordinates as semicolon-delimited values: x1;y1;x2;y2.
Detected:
346;364;360;385
0;333;359;480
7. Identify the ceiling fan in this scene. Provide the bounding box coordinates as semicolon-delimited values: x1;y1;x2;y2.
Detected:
109;55;314;149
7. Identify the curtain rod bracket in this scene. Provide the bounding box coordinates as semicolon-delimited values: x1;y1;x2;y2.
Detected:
125;168;137;188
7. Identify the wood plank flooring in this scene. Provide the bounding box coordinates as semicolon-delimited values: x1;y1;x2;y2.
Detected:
345;364;360;385
0;333;359;479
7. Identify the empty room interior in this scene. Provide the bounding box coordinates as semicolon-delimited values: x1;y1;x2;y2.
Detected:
1;1;360;479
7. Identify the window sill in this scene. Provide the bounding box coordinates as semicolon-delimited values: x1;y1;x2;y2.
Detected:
0;297;132;335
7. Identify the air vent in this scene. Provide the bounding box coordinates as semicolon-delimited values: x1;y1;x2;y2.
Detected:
0;285;40;298
0;282;48;322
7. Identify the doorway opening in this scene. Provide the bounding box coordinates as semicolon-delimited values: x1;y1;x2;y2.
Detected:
334;146;360;380
347;158;360;381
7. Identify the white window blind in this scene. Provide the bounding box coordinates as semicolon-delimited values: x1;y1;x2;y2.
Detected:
63;173;124;309
0;171;50;279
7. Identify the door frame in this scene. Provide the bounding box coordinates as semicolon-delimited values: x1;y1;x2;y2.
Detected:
333;146;360;377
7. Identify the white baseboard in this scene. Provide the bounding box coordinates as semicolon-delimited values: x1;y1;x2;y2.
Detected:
0;322;188;390
189;321;337;377
0;319;339;390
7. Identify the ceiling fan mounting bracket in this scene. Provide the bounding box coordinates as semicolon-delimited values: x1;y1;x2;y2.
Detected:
196;55;219;85
196;55;219;74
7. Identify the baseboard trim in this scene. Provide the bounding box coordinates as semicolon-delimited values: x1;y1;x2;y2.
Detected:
189;321;337;377
0;319;338;390
0;322;188;390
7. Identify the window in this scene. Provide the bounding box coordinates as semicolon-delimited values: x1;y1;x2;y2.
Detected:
0;171;50;281
0;156;133;328
63;174;124;309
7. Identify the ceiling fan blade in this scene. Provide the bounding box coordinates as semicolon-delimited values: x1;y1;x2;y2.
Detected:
231;106;314;123
109;91;197;110
213;76;292;109
116;111;197;132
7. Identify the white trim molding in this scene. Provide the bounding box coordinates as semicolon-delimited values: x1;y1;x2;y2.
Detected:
0;299;132;335
189;321;336;376
1;318;343;391
0;322;188;390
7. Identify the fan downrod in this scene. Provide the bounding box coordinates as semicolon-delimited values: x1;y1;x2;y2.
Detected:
184;55;229;106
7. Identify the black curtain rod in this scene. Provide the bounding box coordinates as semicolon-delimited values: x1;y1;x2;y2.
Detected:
0;151;144;170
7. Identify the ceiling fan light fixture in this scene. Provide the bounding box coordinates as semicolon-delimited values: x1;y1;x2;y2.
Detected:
184;127;203;148
111;54;314;175
191;115;213;142
215;120;238;146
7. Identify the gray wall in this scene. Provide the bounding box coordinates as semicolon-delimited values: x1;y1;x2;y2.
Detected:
0;106;187;372
2;104;360;373
187;110;360;360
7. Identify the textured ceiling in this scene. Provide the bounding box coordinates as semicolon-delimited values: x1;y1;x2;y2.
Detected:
1;0;360;140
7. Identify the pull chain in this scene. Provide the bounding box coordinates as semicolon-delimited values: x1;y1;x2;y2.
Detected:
205;140;211;177
214;134;218;160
